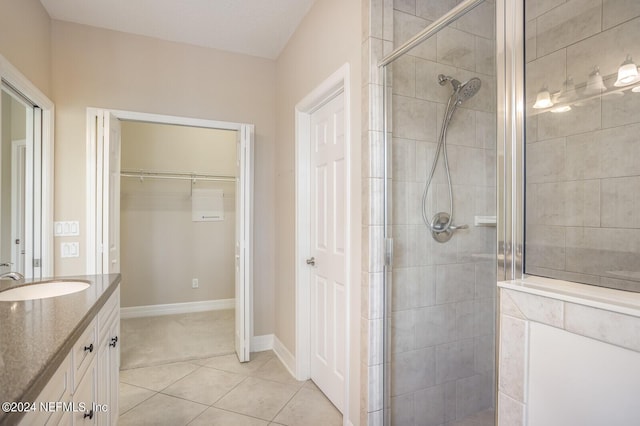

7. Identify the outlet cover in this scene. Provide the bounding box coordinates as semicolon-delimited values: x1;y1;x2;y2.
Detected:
61;242;79;258
192;278;199;288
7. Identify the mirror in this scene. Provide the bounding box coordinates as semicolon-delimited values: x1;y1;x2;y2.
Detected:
0;88;28;276
0;55;53;281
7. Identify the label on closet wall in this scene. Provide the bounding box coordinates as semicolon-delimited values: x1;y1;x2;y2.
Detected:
192;189;224;222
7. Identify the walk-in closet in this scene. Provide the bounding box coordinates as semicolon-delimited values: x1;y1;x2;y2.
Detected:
118;121;237;369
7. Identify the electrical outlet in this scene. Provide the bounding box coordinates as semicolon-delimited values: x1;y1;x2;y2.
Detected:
192;278;199;289
61;242;79;258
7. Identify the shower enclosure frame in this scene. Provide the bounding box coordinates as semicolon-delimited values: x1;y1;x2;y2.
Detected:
378;0;499;423
496;0;525;283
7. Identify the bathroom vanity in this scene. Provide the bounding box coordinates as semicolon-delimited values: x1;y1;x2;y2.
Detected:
0;274;121;425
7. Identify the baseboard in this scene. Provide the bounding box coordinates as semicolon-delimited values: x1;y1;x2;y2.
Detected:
121;298;235;319
272;335;297;379
251;334;274;352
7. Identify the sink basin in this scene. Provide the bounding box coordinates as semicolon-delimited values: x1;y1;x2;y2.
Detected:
0;280;90;301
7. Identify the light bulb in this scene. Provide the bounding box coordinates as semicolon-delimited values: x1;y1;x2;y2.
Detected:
614;55;640;87
585;67;606;95
533;88;553;109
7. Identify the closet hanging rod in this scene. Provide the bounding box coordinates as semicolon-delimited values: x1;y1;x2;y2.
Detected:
121;169;236;182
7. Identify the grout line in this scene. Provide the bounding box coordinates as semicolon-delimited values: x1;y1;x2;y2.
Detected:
117;384;158;417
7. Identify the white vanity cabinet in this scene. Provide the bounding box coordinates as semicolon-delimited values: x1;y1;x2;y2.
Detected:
18;285;120;426
96;287;120;425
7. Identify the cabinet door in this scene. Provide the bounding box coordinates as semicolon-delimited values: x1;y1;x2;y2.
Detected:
73;357;97;425
107;315;120;422
97;287;120;426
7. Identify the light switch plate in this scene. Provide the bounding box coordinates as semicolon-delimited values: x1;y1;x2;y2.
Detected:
55;221;80;236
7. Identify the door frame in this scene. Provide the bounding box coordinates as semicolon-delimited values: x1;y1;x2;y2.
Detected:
86;108;254;359
11;139;27;273
294;63;351;418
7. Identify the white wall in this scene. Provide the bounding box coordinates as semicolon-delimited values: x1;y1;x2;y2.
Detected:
119;122;237;307
51;21;276;335
274;0;362;423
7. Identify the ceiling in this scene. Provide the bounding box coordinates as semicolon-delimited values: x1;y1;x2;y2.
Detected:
40;0;317;59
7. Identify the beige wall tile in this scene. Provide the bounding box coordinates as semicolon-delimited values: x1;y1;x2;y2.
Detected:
391;347;436;396
498;315;527;402
416;0;459;21
525;0;567;21
393;94;438;141
565;303;640;352
436;26;476;71
525;49;566;101
537;98;602;140
392;54;416;97
566;17;640;82
525;225;566;270
394;10;437;59
507;291;564;328
435;338;476;384
536;0;602;57
601;176;640;229
498;392;525;425
456;1;496;40
603;0;640;29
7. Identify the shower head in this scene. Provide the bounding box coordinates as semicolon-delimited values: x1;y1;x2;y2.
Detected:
456;77;481;103
438;74;482;104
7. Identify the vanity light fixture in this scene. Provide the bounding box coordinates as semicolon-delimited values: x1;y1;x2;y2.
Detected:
557;77;576;103
533;87;553;109
614;55;640;87
584;67;607;95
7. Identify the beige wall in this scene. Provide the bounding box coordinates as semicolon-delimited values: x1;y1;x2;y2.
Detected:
0;0;52;97
51;21;276;335
274;0;362;422
120;122;236;307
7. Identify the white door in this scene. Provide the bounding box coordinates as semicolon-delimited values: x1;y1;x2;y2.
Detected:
309;91;346;411
235;125;254;362
102;112;121;274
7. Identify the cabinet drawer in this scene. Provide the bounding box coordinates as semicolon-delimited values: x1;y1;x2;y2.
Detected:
73;318;97;392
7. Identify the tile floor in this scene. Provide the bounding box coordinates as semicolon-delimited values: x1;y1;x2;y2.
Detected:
120;310;234;369
119;311;342;425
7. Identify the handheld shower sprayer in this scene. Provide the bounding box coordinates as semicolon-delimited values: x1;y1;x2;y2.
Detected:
422;74;481;243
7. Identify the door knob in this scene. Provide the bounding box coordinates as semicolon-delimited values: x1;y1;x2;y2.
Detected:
306;257;315;266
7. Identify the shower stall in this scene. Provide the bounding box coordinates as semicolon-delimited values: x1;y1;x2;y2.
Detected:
371;0;640;424
379;0;497;424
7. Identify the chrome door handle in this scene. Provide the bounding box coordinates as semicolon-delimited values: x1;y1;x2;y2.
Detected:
306;257;315;266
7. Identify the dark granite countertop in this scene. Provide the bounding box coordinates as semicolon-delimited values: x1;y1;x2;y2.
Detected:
0;274;121;425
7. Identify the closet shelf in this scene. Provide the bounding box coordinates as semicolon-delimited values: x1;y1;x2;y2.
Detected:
121;169;236;183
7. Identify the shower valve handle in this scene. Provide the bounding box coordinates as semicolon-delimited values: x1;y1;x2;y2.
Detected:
449;224;468;231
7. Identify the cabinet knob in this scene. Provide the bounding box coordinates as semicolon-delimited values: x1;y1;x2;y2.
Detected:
83;409;94;420
109;336;118;348
84;343;94;353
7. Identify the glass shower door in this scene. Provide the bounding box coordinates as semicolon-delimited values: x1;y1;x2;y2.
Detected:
382;1;497;424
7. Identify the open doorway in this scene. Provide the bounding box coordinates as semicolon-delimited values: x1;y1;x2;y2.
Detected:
86;109;254;366
118;121;238;368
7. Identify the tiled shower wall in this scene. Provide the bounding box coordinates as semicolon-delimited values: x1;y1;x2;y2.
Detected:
524;0;640;292
387;0;497;424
